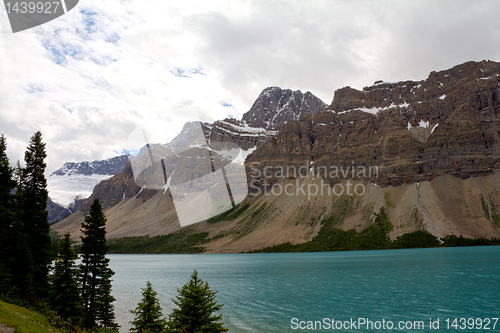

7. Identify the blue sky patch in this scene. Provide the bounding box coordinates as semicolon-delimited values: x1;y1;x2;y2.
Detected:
80;9;98;34
42;38;84;65
119;149;137;156
25;84;44;94
219;101;234;109
171;67;206;78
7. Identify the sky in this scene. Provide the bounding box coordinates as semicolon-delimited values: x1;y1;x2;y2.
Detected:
1;0;500;175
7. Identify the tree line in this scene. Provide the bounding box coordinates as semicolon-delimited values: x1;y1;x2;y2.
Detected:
0;132;228;332
0;132;118;330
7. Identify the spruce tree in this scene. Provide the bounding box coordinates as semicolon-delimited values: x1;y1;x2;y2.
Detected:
167;270;228;333
0;135;15;295
49;233;84;326
20;131;51;300
9;160;34;299
130;281;166;333
80;198;118;330
95;267;119;330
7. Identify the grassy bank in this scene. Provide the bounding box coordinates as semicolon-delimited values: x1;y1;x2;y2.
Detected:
0;300;62;333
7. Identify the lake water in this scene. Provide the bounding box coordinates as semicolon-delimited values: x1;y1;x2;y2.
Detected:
109;246;500;332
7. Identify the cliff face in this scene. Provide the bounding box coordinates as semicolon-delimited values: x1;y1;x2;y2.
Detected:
52;61;500;249
248;60;500;187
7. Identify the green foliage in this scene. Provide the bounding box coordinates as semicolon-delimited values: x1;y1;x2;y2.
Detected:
0;300;64;333
129;281;166;333
0;132;53;302
79;198;118;330
106;228;209;254
255;211;500;253
480;195;489;219
19;131;52;301
94;268;119;330
207;203;250;224
479;194;500;227
250;202;268;218
253;203;434;253
49;233;83;326
0;260;11;297
489;198;500;227
441;235;500;247
50;229;63;260
355;206;392;250
166;270;228;333
392;230;440;249
0;135;15;296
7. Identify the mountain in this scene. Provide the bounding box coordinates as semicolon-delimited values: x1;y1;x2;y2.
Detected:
47;197;73;224
46;155;130;223
51;63;500;251
249;60;500;187
47;154;130;207
242;86;328;130
54;88;323;214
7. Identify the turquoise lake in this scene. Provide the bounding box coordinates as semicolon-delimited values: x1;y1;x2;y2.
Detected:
108;246;500;332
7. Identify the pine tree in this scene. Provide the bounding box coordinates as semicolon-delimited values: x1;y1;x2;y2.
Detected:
80;198;119;330
167;270;228;333
9;160;34;299
0;135;15;295
95;267;119;330
20;131;51;300
49;233;84;326
130;281;166;333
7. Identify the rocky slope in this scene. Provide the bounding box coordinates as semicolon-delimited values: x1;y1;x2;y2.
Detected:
52;61;500;249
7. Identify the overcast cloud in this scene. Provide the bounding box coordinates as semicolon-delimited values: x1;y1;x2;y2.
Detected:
1;0;500;174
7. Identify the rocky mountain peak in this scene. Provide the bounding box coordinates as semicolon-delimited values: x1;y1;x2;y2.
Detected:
51;154;130;177
242;86;328;130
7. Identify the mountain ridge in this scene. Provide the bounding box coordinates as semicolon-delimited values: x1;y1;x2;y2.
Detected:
46;154;130;222
51;61;500;251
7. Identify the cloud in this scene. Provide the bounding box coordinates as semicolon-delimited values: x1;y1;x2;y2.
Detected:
1;0;500;175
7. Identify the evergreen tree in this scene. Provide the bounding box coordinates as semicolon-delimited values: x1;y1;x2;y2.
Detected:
9;160;34;299
95;267;119;330
49;233;84;326
167;270;228;333
80;198;118;330
20;131;51;300
0;135;15;295
130;281;166;333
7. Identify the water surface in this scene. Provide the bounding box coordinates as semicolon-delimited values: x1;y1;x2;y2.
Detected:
109;246;500;332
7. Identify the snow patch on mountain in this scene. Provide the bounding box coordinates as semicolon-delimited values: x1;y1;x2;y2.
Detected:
48;174;114;207
48;155;129;208
336;102;410;115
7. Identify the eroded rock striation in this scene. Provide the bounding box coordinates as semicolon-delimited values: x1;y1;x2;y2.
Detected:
247;60;500;187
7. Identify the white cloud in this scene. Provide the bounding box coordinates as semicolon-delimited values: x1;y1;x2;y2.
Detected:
1;0;500;175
